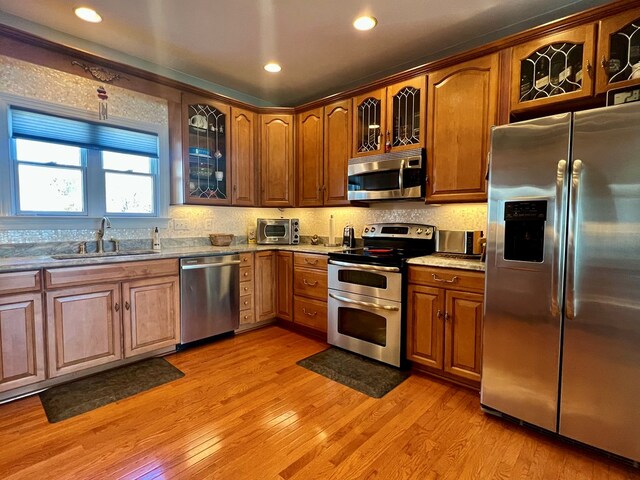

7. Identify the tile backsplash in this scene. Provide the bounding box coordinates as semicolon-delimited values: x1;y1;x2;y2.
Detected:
0;203;487;251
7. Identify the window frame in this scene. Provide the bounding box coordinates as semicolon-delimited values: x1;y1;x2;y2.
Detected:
0;93;170;229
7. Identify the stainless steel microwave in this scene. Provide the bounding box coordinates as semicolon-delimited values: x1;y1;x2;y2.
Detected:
347;147;425;201
257;218;300;245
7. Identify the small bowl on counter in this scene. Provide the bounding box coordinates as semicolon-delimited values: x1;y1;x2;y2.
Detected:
209;233;234;246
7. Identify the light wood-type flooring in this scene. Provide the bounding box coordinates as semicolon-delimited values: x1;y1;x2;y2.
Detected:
0;326;638;479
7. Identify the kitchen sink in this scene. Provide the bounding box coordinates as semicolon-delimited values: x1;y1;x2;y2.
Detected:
51;250;161;260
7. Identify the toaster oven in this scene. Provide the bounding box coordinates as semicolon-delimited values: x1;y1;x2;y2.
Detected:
256;218;300;245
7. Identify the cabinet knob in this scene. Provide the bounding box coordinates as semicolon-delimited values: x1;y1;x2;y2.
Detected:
115;302;120;312
244;301;249;306
437;309;443;319
444;312;451;322
125;301;130;311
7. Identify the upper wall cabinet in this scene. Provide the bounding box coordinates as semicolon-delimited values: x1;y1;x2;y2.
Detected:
181;93;232;205
230;107;257;206
426;53;499;203
352;77;426;158
261;113;295;207
511;24;596;111
296;100;352;207
596;8;640;95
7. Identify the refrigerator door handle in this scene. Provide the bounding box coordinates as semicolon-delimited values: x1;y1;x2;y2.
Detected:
551;159;568;317
566;159;583;320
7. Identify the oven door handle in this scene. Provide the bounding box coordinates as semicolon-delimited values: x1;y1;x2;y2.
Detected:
328;260;400;273
329;292;400;311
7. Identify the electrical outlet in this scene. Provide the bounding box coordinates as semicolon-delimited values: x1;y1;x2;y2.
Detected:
204;218;214;230
174;219;189;230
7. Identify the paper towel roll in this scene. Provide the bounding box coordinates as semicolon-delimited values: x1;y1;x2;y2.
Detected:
328;215;335;246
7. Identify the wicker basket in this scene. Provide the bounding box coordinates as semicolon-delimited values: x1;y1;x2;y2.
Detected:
209;233;234;246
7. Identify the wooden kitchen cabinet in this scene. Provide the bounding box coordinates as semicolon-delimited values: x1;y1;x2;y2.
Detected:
181;93;232;205
0;292;45;393
296;100;351;207
260;113;295;207
407;265;484;387
296;107;324;206
510;24;596;111
293;253;328;334
254;251;277;321
323;99;352;206
596;8;640;94
426;53;499;203
276;251;293;322
122;276;180;357
239;253;255;325
231;107;258;206
44;259;180;378
353;77;426;158
46;283;122;378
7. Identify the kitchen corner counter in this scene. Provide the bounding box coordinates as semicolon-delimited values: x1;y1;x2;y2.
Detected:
407;255;486;272
0;243;345;273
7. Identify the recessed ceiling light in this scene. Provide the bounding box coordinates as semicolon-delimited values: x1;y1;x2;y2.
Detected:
353;16;377;31
74;6;102;23
264;63;282;73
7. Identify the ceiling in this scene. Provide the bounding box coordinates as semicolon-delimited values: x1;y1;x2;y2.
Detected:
0;0;612;106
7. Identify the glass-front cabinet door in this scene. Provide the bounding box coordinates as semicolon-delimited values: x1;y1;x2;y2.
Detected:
596;8;640;94
352;89;386;157
386;77;425;152
511;24;596;111
181;93;231;205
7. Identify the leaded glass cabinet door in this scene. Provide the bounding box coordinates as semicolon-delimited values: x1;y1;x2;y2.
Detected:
511;24;596;111
181;93;231;205
596;8;640;94
386;77;426;153
352;89;386;157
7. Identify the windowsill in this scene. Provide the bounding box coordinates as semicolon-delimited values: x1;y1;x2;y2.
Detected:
0;216;171;230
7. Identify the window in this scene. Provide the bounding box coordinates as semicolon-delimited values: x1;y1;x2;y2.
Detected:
0;95;169;227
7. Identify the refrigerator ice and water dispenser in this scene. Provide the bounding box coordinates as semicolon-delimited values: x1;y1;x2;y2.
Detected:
503;200;547;263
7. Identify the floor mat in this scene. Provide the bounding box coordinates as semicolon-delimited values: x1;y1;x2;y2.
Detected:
39;357;184;423
297;347;409;398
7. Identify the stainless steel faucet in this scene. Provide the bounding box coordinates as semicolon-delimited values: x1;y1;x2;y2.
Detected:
97;216;112;253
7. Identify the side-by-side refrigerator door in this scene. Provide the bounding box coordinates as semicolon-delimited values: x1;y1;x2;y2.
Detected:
482;113;571;432
560;103;640;462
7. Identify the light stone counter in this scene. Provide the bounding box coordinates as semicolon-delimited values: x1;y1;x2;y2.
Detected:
0;244;346;273
407;255;486;272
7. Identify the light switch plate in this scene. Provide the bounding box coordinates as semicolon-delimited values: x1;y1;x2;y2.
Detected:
174;219;189;230
204;218;214;230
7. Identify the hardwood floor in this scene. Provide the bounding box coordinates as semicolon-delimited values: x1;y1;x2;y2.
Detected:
0;326;637;479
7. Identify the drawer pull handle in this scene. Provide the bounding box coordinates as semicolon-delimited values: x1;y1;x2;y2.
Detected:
304;258;319;265
302;308;317;317
432;274;458;284
303;279;318;287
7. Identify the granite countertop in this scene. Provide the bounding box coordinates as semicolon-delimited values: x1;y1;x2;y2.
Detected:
407;255;486;272
0;243;345;273
0;244;486;273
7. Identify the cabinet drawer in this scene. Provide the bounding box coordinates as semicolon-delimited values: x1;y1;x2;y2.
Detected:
293;253;328;271
0;270;41;295
408;266;484;293
240;278;254;296
240;265;253;283
45;259;179;289
239;252;254;267
293;268;328;300
294;296;327;332
240;309;255;325
240;294;254;312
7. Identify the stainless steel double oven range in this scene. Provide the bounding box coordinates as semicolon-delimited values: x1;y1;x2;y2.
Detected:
328;223;435;367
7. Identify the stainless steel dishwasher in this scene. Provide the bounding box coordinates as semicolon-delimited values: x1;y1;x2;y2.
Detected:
180;254;240;346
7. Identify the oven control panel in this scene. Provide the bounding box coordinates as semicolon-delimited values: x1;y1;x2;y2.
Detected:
362;223;435;239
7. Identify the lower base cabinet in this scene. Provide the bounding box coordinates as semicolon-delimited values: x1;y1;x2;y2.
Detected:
407;266;484;386
276;251;293;321
292;253;328;335
44;259;180;379
0;292;45;393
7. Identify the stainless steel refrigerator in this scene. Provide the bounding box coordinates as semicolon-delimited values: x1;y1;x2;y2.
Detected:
482;102;640;463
